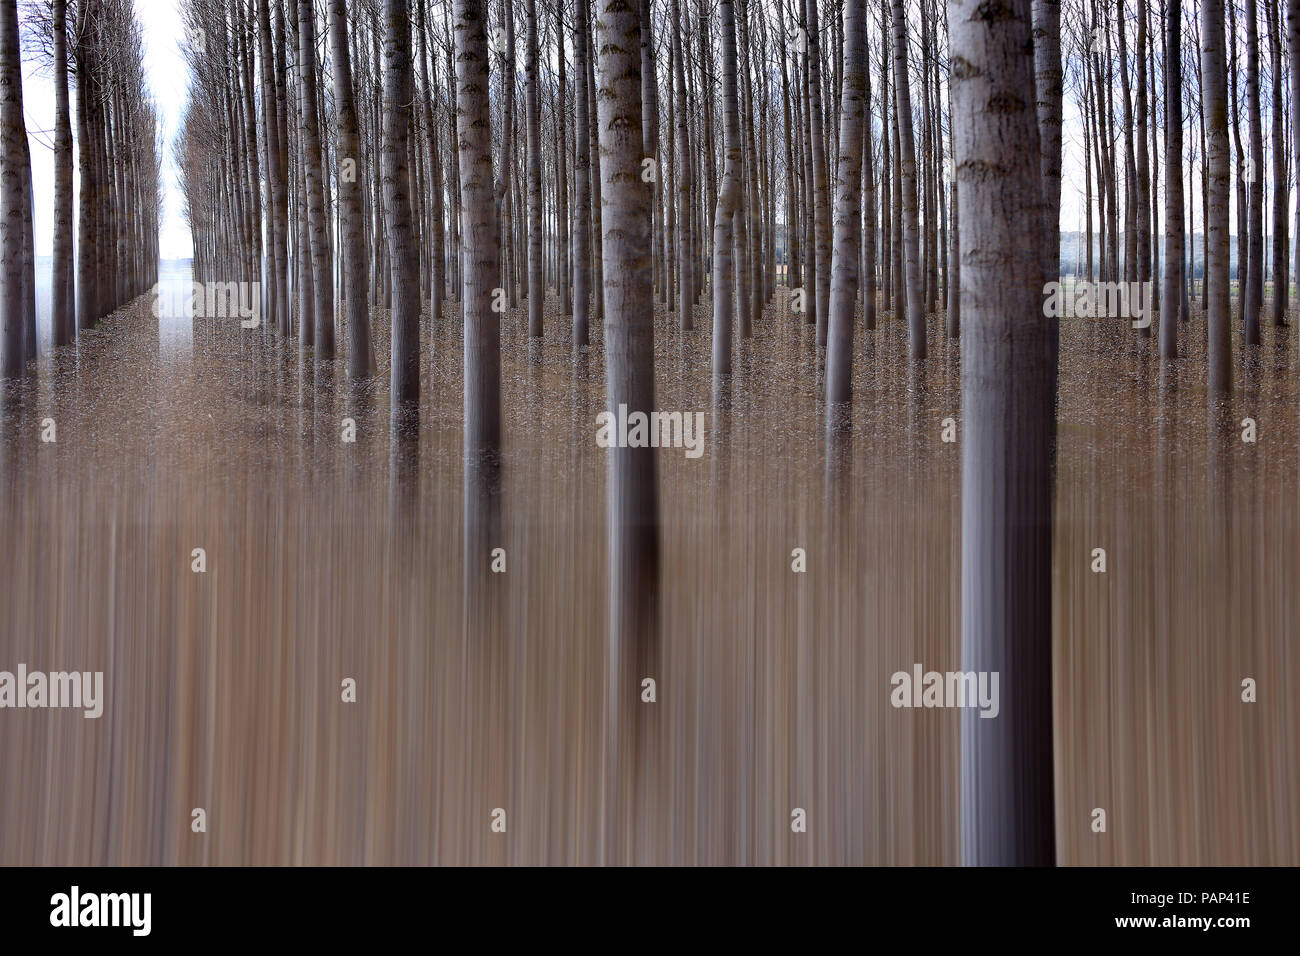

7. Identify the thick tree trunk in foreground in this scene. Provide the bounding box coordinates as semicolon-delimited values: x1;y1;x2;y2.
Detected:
595;0;660;864
951;0;1057;867
826;0;867;409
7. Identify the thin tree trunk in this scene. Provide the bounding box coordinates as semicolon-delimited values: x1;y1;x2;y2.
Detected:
1288;0;1300;320
1135;0;1151;337
805;0;831;340
456;0;502;458
892;0;924;357
1204;0;1232;392
672;0;693;330
526;0;543;336
51;0;74;347
826;0;866;409
1163;0;1185;356
712;0;742;377
556;0;570;317
574;0;593;345
1267;0;1287;325
297;0;334;356
1245;0;1264;342
0;0;30;374
331;0;376;376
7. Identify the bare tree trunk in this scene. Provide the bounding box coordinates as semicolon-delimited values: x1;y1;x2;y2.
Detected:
712;0;742;377
456;0;503;458
595;0;660;864
258;0;290;337
1288;0;1300;320
892;0;925;358
587;27;604;324
1118;0;1136;285
418;0;446;324
1245;0;1264;342
805;0;831;341
383;0;421;403
556;0;570;317
826;0;866;409
864;36;879;332
51;0;74;347
1163;0;1185;357
951;0;1057;867
1204;0;1232;392
297;0;334;357
74;2;97;334
331;0;376;376
573;0;593;345
525;0;544;337
497;1;516;306
672;0;693;330
0;0;29;374
1135;0;1151;338
1267;0;1287;326
1033;0;1061;372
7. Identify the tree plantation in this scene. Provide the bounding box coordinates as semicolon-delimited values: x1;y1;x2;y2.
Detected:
0;0;1296;869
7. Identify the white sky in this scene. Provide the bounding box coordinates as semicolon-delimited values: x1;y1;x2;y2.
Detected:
24;0;192;261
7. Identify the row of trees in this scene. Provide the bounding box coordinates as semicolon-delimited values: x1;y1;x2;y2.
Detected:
180;0;974;374
1069;0;1292;374
2;0;161;377
171;0;1299;864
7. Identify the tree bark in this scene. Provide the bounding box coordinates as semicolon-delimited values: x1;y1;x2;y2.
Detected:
455;0;503;459
1288;0;1300;321
672;0;693;330
712;0;742;377
1162;0;1185;357
526;0;544;337
892;0;925;358
573;0;593;346
0;0;30;374
951;0;1057;867
1266;0;1286;326
1203;0;1232;392
331;0;376;376
826;0;866;408
51;0;74;347
1244;0;1264;343
805;0;831;340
